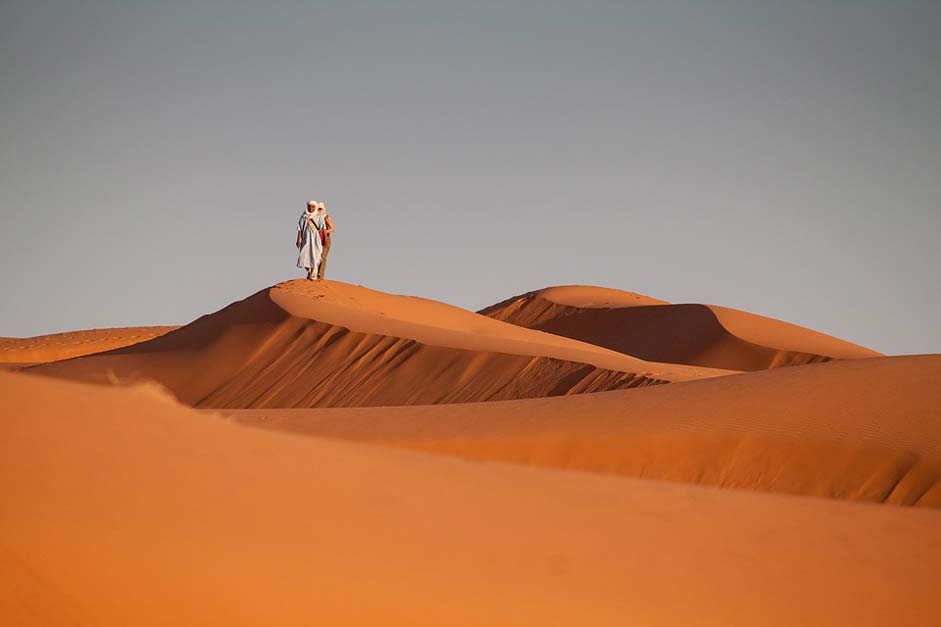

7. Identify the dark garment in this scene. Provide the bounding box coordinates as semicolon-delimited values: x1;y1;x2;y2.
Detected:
317;235;331;279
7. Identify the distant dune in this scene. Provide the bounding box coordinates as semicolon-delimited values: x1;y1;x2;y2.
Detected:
3;369;940;627
481;285;882;370
29;281;727;408
0;326;177;367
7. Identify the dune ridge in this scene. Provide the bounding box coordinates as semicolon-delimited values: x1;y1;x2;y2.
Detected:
481;286;882;371
229;355;941;507
30;281;733;408
3;369;940;627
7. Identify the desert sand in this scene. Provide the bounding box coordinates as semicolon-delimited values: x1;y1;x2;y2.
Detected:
3;279;940;625
230;355;941;506
29;280;729;408
0;326;176;368
482;286;882;370
3;370;941;627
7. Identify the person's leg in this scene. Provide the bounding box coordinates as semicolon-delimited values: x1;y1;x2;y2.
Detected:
317;237;331;279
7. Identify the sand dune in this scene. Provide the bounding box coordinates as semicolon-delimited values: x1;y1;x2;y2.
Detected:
0;326;177;367
29;280;728;408
2;370;940;627
230;355;941;507
481;285;882;371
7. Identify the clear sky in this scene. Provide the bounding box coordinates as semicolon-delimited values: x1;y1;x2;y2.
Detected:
1;0;939;354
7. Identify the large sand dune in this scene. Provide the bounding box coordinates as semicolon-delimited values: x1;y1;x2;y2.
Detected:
29;280;727;408
230;355;941;507
2;370;939;627
481;285;882;370
5;278;939;625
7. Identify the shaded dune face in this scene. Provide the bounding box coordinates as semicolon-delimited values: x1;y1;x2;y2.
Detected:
29;287;664;408
229;355;941;508
481;288;881;371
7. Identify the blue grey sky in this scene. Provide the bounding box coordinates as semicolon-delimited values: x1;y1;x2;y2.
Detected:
1;0;939;354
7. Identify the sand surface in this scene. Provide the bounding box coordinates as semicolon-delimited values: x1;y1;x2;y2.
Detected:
0;326;177;365
482;285;882;370
29;281;729;408
229;355;941;506
4;279;940;625
3;370;940;627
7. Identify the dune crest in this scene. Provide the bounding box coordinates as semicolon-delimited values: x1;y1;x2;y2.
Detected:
29;281;729;408
481;285;882;371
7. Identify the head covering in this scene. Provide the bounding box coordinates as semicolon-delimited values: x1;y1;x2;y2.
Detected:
307;200;318;209
318;201;326;211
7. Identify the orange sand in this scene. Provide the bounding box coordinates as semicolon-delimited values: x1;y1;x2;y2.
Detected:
482;285;882;370
29;280;729;408
0;326;177;366
2;370;940;627
4;279;940;625
229;355;941;506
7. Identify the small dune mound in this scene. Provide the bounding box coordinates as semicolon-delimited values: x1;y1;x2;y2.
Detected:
229;355;941;508
0;326;177;366
29;281;727;409
481;285;882;371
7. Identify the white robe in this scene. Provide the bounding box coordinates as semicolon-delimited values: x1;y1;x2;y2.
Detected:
296;210;325;270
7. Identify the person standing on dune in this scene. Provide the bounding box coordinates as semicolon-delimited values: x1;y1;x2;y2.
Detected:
316;201;334;280
296;200;325;281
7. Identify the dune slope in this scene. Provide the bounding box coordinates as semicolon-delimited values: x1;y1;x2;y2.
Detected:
29;281;727;409
230;355;941;507
2;370;940;627
481;286;882;371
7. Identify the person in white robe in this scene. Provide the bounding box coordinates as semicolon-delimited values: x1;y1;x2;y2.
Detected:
296;200;326;280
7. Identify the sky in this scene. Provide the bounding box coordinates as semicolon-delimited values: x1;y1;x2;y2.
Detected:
1;0;939;355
